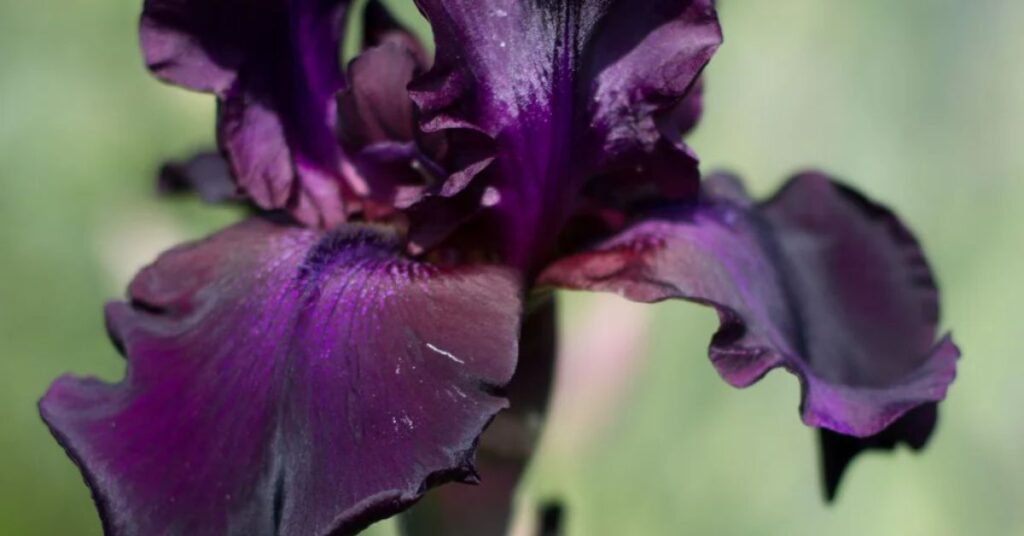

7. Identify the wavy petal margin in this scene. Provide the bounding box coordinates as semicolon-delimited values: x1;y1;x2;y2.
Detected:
407;0;721;267
41;218;522;535
402;296;557;535
540;172;959;438
141;0;353;226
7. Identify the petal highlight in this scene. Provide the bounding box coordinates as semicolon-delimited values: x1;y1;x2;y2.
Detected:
141;0;353;226
402;296;557;536
540;172;959;438
408;0;721;268
41;218;523;535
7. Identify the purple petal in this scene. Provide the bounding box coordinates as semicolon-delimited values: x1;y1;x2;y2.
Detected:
338;10;447;213
337;45;430;208
403;296;557;535
585;78;709;210
141;0;353;227
566;79;706;218
40;218;523;535
348;142;444;210
409;0;721;268
158;151;241;204
540;172;959;437
339;42;422;149
820;403;938;501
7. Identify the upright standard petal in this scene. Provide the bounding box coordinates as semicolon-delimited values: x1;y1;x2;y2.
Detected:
336;1;448;213
339;44;422;148
540;172;959;438
338;42;447;211
409;0;721;268
581;78;706;214
141;0;353;226
40;218;523;535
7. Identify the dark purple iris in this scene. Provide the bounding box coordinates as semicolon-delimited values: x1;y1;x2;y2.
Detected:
40;0;960;534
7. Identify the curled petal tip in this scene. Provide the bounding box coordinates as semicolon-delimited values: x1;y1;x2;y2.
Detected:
542;171;958;439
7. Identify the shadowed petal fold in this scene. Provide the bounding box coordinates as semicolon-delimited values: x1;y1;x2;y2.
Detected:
337;2;447;213
40;218;523;536
409;0;721;268
339;44;421;148
540;172;959;437
338;43;446;210
141;0;353;226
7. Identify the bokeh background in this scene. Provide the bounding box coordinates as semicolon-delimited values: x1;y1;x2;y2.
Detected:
2;0;1022;534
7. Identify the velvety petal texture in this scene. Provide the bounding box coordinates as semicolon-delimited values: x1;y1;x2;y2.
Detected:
141;0;353;226
581;78;705;214
338;43;443;210
402;296;558;536
40;218;523;535
336;1;448;213
409;0;721;268
339;44;422;148
540;172;959;437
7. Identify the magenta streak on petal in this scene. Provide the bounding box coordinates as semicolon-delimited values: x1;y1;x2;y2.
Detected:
409;0;721;270
40;219;523;536
141;0;354;227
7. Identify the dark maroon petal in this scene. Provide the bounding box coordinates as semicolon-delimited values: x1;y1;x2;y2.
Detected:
349;142;443;210
567;79;705;236
141;0;353;227
40;218;523;535
338;10;447;213
339;43;420;148
362;0;429;68
402;295;557;535
540;172;959;437
408;0;721;269
158;151;241;203
820;403;938;501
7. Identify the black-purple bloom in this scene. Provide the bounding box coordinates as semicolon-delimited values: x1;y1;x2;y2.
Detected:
40;0;959;534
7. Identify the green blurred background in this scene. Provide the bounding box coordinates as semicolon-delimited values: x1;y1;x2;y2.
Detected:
2;0;1021;534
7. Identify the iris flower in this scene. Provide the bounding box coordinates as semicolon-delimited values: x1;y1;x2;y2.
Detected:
40;0;959;534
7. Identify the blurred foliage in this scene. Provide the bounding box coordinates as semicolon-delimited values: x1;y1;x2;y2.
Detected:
1;0;1022;534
